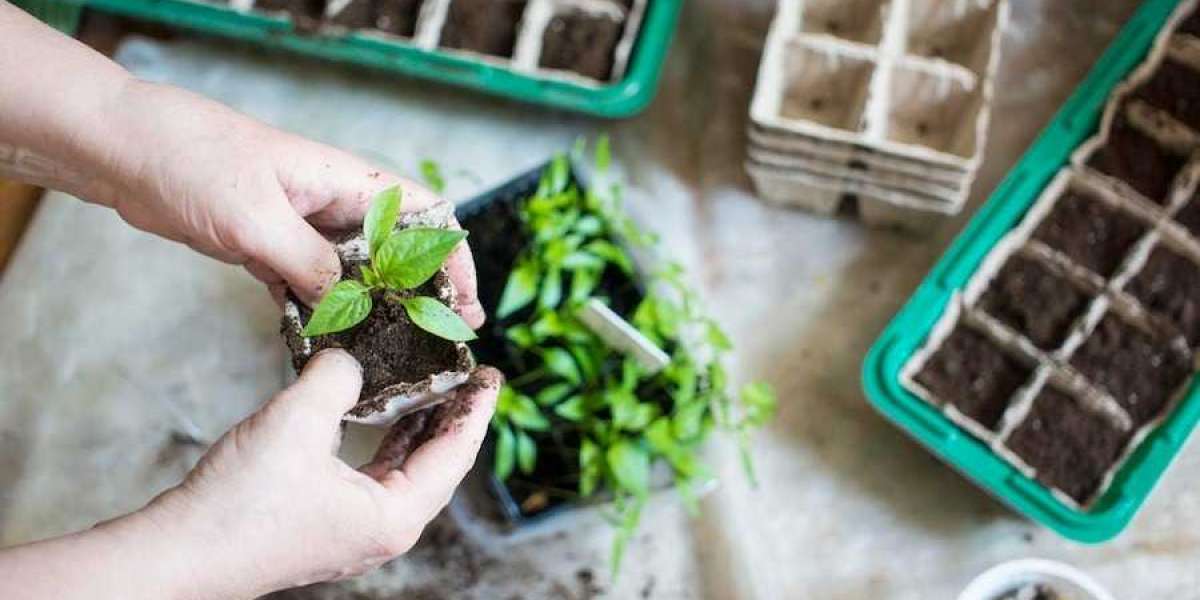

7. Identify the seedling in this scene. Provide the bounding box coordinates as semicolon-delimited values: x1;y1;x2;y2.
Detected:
482;141;777;573
302;186;477;342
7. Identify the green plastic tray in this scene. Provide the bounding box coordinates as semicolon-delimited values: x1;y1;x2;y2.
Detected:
862;0;1194;544
21;0;680;118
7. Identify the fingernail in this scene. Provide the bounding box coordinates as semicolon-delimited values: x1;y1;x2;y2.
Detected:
312;348;362;374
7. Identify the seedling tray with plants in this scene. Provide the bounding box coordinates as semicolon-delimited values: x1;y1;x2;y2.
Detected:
863;0;1200;542
745;0;1008;230
29;0;681;117
456;147;775;569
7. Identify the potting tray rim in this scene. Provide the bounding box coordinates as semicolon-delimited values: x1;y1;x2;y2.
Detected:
861;0;1194;544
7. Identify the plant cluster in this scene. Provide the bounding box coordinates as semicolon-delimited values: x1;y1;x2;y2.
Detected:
302;185;476;342
488;140;777;570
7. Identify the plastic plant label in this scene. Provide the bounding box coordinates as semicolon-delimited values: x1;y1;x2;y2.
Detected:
577;298;670;374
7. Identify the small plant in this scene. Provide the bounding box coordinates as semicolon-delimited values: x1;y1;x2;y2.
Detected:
302;185;477;342
485;140;777;572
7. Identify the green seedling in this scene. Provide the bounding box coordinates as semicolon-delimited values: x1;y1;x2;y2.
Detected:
301;185;476;342
488;139;777;573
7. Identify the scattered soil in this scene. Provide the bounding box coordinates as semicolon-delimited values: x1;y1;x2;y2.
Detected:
1086;117;1185;204
1126;246;1200;346
914;325;1032;430
979;254;1090;350
1005;387;1131;504
1175;192;1200;238
1130;59;1200;131
283;260;461;400
1031;189;1146;278
539;11;624;80
1069;315;1192;427
439;0;527;58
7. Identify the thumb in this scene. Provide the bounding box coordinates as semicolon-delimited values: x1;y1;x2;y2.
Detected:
246;196;343;306
264;349;363;447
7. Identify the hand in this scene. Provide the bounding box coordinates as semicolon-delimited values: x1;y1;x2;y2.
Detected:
86;80;484;323
132;350;500;599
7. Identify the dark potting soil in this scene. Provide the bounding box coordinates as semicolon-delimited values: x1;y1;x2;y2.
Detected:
439;0;527;58
329;0;421;35
328;0;372;28
1174;193;1200;238
1004;387;1131;504
1130;59;1200;132
1086;117;1185;205
1069;315;1192;427
255;0;326;25
539;11;624;80
1179;8;1200;37
979;254;1090;350
914;325;1032;430
1031;189;1146;278
1125;246;1200;346
284;264;460;400
996;584;1062;600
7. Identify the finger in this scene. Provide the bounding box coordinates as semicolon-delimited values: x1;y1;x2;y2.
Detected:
360;410;434;481
445;242;484;329
244;259;284;286
264;349;363;448
374;367;502;521
245;197;343;306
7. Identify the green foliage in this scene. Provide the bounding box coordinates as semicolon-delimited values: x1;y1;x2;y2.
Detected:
419;159;446;194
488;142;777;574
301;185;475;342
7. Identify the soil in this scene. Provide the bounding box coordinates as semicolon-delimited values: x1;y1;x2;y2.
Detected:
1130;59;1200;131
1179;8;1200;37
1031;189;1146;278
914;325;1032;430
979;254;1090;350
283;260;461;400
1005;387;1131;504
996;583;1062;600
1125;246;1200;346
328;0;372;28
1069;315;1192;427
1174;193;1200;238
539;10;625;81
1086;117;1185;204
255;0;327;28
329;0;421;35
439;0;527;58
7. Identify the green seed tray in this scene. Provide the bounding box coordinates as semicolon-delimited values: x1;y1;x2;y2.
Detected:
16;0;680;118
862;0;1193;543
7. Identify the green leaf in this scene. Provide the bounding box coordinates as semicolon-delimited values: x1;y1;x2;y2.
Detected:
497;259;539;319
554;395;587;421
516;430;537;475
573;215;604;236
419;159;445;194
561;251;605;271
399;296;477;342
569;267;601;303
548;154;570;194
595;135;612;171
302;280;373;337
376;228;468;290
569;344;599;383
505;324;537;348
706;320;734;351
535;383;574;407
672;402;706;441
494;422;515;481
580;438;601;496
740;382;778;428
584;240;633;274
607;440;650;498
542;348;581;385
538;267;563;311
364;186;402;261
508;394;551;431
361;265;382;288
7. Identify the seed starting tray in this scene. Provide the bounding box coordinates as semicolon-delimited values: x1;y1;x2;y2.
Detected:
746;0;1007;230
28;0;681;117
864;0;1200;543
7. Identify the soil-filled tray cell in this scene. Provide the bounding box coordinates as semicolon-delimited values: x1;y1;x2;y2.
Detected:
1174;191;1200;237
885;64;982;159
1069;314;1192;427
797;0;887;45
906;0;998;73
1030;189;1147;279
539;8;625;81
255;0;326;24
979;254;1091;351
1125;245;1200;346
1129;58;1200;132
327;0;423;35
778;41;875;132
1086;117;1186;205
1004;386;1132;505
440;0;528;58
914;325;1033;430
1178;8;1200;37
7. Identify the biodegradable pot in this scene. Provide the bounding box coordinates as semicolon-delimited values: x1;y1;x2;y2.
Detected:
957;559;1113;600
282;202;475;428
457;160;674;526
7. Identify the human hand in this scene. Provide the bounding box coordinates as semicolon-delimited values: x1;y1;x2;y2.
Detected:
84;80;483;324
104;350;501;599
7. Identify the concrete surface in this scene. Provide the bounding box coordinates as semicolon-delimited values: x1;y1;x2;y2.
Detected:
3;0;1198;598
